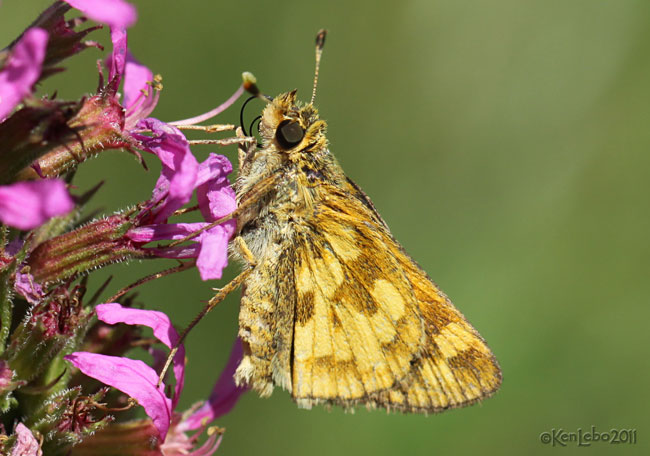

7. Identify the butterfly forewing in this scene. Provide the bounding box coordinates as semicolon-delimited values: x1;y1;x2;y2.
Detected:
371;247;502;411
291;183;426;406
289;179;501;410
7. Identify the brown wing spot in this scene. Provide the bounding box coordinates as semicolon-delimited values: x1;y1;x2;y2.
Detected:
312;356;338;398
332;279;378;315
447;347;502;392
331;307;342;327
296;290;314;325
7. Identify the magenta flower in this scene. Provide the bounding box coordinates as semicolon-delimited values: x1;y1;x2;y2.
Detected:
4;27;239;280
195;154;237;279
95;303;185;408
10;423;42;456
63;0;137;29
17;25;159;181
65;304;245;454
20;149;235;285
66;352;173;437
131;118;199;223
104;27;160;131
126;150;237;280
100;28;237;280
15;27;237;282
0;27;48;121
66;303;184;439
0;1;251;453
0;179;74;230
159;339;245;455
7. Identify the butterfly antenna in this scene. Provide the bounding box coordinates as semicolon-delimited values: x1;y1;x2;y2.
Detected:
310;29;327;105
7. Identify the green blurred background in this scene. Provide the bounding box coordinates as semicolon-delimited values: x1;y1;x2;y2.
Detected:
2;0;649;454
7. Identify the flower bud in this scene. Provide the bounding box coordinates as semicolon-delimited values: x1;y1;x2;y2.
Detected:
0;99;80;184
15;92;131;181
26;214;147;284
4;284;92;384
29;386;113;455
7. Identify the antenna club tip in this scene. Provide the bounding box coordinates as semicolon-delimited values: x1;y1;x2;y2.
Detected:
315;29;327;50
242;71;260;96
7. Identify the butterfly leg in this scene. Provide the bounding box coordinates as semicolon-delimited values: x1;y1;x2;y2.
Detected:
175;123;237;133
176;123;255;146
157;267;253;386
233;235;257;267
188;137;254;147
166;171;280;249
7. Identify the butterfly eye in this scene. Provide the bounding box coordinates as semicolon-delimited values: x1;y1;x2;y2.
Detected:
275;120;305;149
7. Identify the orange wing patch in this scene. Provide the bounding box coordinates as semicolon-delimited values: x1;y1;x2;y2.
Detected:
291;195;426;407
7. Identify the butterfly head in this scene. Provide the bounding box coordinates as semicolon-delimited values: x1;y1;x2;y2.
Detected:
258;90;328;160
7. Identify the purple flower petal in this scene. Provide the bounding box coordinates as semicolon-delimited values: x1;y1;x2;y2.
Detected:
123;51;152;109
179;338;247;432
63;0;137;29
195;154;237;280
123;52;159;129
134;118;199;223
65;352;172;439
195;154;232;188
106;27;127;83
199;187;237;224
126;222;208;243
5;238;24;256
14;271;45;304
96;303;179;348
148;347;167;374
0;28;48;121
0;179;74;230
196;227;231;280
11;423;42;456
196;154;236;223
128;221;232;280
162;417;222;456
150;243;200;260
96;303;185;408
